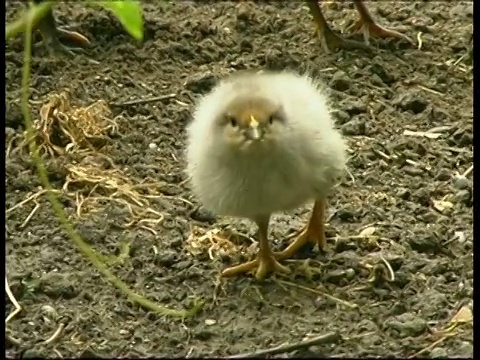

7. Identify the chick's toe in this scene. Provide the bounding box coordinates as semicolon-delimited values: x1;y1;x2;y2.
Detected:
221;216;290;281
35;1;90;56
305;0;369;54
276;199;326;260
221;253;290;281
350;0;414;46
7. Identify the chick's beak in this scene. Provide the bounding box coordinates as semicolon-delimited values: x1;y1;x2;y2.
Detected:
247;115;262;140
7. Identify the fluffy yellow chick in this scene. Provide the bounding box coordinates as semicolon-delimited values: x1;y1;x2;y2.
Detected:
186;70;347;281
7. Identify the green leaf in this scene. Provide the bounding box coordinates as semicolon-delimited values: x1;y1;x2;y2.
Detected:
97;1;144;41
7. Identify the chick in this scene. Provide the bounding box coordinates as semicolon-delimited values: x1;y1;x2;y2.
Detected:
32;0;90;56
186;70;347;281
306;0;414;53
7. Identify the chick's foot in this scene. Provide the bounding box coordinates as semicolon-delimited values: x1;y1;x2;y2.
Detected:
305;0;369;54
37;8;90;56
221;252;290;281
350;0;414;46
221;215;290;281
276;199;326;260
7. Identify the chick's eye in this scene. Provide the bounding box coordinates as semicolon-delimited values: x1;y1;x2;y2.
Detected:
228;117;237;127
268;115;275;124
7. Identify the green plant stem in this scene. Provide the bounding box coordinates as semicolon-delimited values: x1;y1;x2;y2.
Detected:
19;4;203;319
6;1;55;41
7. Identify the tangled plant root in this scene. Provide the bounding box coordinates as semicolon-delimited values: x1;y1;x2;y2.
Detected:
64;158;165;231
186;225;256;261
11;90;165;231
23;90;117;156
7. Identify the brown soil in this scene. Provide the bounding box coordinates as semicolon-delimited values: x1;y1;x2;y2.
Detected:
5;1;473;358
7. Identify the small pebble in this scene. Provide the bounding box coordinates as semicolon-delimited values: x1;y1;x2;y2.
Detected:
396;188;411;200
5;126;16;138
455;189;471;205
345;268;356;280
341;118;366;136
40;305;58;320
341;99;367;116
455;340;473;357
336;208;356;222
205;319;217;326
404;166;424;177
393;93;428;114
430;347;448;358
190;207;216;223
155;250;176;267
453;175;471;190
149;143;158;150
329;71;350;92
385;312;428;337
332;109;350;125
435;168;451;181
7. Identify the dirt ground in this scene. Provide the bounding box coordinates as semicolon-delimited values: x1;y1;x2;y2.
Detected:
5;1;473;358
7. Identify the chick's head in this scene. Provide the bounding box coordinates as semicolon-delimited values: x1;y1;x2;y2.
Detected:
215;95;286;153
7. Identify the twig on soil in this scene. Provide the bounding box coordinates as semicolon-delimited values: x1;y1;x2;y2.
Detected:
372;148;392;161
6;189;52;214
43;322;65;345
5;276;22;323
416;32;423;50
417;85;444;96
20;202;41;229
334;234;388;242
461;164;473;178
186;347;195;358
371;147;432;171
408;305;472;358
277;279;358;309
379;255;395;282
344;164;356;183
451;52;471;68
110;94;177;107
225;332;341;359
407;333;455;359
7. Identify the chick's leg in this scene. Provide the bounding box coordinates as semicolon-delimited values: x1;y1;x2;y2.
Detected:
276;199;326;260
305;0;369;54
350;0;413;46
34;0;90;56
221;216;290;281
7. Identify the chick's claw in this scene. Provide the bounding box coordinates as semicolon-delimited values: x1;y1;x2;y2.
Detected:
276;199;326;260
350;0;414;46
37;6;90;56
316;26;370;54
222;216;291;281
276;226;325;261
349;18;414;46
221;253;290;281
56;28;90;48
306;0;368;54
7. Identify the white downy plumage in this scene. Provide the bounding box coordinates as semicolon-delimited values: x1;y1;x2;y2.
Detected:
186;70;347;218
